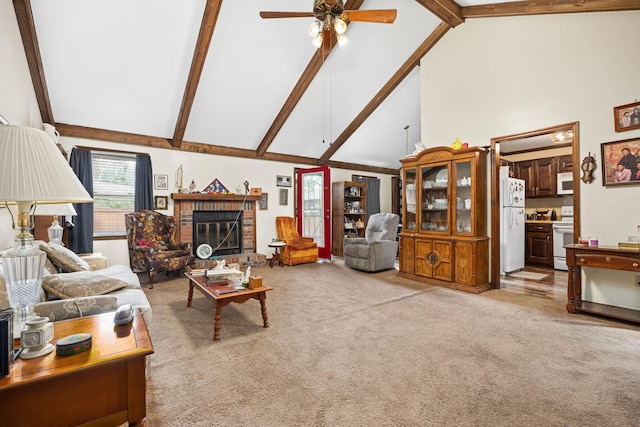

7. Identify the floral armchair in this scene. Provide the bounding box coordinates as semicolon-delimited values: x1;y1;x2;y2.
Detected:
125;210;193;288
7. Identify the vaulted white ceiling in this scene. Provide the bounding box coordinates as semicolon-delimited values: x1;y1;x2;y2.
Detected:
17;0;637;173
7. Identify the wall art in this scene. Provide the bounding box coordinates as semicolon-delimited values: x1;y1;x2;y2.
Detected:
600;137;640;186
614;101;640;132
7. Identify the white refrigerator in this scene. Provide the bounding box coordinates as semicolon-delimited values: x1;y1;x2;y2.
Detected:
500;166;525;274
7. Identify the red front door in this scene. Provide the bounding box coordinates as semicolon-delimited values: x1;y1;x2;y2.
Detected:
295;166;331;259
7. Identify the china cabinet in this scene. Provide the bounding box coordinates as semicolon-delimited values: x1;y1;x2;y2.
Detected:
398;146;490;293
331;181;367;256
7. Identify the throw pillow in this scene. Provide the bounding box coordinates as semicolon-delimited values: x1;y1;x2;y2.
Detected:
40;242;91;273
42;271;128;299
34;296;119;321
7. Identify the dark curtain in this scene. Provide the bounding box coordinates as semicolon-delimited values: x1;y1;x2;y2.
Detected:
68;148;94;254
135;154;153;211
354;176;381;221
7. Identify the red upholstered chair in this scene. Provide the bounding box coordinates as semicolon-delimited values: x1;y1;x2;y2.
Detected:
275;216;319;266
125;210;194;288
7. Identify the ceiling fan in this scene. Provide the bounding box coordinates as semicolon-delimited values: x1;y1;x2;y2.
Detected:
260;0;397;48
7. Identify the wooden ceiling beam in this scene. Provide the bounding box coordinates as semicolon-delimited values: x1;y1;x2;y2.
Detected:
414;0;464;27
13;0;54;124
462;0;640;18
318;22;451;166
56;123;174;149
172;0;223;149
56;123;393;174
255;0;365;157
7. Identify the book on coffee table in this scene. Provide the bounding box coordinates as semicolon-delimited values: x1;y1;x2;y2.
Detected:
212;285;238;295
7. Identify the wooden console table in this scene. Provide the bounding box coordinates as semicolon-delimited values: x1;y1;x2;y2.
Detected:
565;244;640;323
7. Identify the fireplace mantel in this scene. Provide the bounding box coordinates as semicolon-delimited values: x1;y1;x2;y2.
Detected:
171;193;261;202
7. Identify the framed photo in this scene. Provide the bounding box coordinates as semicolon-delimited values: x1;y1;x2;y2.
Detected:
600;137;640;186
614;101;640;132
279;189;288;206
259;193;268;210
154;195;168;210
276;175;292;187
154;174;168;190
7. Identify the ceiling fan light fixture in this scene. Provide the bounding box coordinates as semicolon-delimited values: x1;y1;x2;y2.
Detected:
311;33;323;48
334;18;347;34
308;20;321;37
337;32;348;46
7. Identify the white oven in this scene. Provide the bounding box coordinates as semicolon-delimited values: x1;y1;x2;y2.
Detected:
557;172;573;195
552;206;574;270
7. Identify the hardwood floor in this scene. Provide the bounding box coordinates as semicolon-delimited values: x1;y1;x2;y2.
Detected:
500;266;567;303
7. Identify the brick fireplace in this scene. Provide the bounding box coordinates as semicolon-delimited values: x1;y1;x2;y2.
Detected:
171;193;262;261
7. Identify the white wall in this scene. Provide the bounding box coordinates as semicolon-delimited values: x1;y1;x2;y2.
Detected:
420;11;640;309
0;0;394;259
59;137;393;266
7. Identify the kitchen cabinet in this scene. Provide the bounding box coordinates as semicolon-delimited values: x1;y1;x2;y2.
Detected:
331;181;366;256
398;146;490;293
526;222;554;266
515;158;557;198
557;154;573;173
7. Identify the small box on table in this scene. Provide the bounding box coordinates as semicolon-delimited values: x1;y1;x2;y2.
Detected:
248;276;263;289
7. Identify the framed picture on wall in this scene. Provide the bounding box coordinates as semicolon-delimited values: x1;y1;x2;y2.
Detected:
279;189;288;206
614;101;640;132
260;193;268;210
600;137;640;186
154;195;168;210
276;175;292;187
154;174;169;190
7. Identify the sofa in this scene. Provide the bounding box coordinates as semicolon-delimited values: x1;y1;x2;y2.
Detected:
0;241;152;331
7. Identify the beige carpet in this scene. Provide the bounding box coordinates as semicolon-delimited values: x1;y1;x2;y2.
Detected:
141;261;640;426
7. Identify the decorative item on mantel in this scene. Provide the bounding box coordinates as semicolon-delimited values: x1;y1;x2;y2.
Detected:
202;179;230;194
175;165;183;193
188;179;197;193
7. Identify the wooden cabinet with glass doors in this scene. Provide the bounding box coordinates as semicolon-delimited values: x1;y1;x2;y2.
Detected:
398;146;490;293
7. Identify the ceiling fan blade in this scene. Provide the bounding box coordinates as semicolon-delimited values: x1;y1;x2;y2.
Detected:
341;9;397;24
260;11;315;19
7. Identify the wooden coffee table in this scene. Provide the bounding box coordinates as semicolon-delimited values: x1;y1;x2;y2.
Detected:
185;273;273;340
0;310;153;427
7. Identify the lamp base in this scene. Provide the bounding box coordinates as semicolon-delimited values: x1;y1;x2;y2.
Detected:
20;343;55;360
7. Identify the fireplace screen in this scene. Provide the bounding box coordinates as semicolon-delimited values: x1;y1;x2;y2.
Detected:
192;210;242;256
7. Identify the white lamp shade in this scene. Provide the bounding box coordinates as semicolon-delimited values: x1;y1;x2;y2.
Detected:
32;203;77;217
0;125;92;204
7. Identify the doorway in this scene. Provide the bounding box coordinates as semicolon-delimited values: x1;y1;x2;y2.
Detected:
490;122;581;289
295;166;331;259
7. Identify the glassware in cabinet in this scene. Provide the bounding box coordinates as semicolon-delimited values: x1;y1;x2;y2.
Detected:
421;164;449;232
454;160;472;234
404;168;417;231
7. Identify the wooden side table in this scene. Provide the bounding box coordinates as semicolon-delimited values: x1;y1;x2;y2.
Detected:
0;310;154;427
268;242;286;268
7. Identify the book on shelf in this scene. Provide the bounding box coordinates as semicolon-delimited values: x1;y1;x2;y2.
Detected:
618;242;640;249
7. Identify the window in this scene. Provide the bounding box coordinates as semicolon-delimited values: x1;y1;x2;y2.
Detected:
91;151;136;237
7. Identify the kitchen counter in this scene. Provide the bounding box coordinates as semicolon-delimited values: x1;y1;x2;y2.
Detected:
525;219;554;224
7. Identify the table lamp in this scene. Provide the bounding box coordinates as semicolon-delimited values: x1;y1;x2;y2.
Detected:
33;203;77;245
0;125;92;334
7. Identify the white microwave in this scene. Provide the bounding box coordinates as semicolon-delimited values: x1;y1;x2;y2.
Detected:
557;172;573;195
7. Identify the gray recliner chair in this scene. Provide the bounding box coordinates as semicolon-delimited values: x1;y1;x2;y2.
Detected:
343;213;400;272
